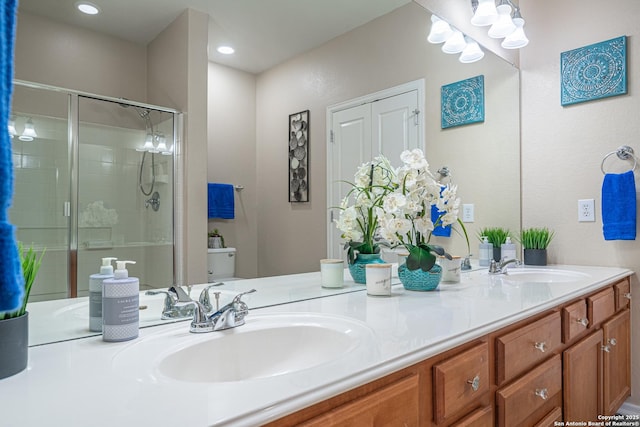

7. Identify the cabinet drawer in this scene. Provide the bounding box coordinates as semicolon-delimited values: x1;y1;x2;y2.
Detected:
496;312;562;385
614;279;631;311
300;373;420;427
451;406;493;427
588;287;615;326
497;355;562;427
562;299;589;343
534;407;562;426
434;342;489;423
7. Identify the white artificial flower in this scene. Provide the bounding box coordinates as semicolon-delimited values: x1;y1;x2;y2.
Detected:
414;216;434;235
382;193;406;213
400;149;429;170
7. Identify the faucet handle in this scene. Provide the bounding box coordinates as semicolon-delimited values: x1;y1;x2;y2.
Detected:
168;285;192;302
145;289;176;312
488;259;499;273
232;288;256;304
175;301;212;333
198;282;225;312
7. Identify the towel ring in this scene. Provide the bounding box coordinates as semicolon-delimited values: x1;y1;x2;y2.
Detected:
601;145;637;175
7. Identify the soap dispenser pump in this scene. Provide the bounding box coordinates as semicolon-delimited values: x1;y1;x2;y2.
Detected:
89;257;117;332
501;237;517;262
479;236;492;267
102;260;139;342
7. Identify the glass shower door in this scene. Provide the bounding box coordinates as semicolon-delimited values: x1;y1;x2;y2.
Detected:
9;84;70;301
76;96;175;296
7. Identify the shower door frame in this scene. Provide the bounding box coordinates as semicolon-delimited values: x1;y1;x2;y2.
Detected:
13;80;183;298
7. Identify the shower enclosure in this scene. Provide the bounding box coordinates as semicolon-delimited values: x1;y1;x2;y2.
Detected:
10;81;180;301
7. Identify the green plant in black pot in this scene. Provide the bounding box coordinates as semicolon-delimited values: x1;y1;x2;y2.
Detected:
519;227;554;266
477;227;511;262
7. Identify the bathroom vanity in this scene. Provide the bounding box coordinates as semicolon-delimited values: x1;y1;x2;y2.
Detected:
0;264;632;426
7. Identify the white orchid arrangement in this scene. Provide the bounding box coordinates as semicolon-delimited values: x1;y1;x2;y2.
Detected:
377;149;467;272
334;155;396;264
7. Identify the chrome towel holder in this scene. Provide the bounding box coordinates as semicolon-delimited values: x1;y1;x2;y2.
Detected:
601;145;637;175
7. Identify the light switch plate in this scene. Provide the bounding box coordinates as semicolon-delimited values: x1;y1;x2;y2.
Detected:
462;204;474;223
578;199;595;222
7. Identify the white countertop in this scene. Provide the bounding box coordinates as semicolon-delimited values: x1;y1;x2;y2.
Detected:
0;264;632;427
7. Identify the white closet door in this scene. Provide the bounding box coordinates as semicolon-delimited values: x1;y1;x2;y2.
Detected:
329;104;372;261
328;89;422;260
372;90;420;168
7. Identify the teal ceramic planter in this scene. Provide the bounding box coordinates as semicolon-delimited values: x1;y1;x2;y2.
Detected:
398;263;442;291
348;253;385;284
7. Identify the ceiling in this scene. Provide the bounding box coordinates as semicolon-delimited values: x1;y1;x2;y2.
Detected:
18;0;412;74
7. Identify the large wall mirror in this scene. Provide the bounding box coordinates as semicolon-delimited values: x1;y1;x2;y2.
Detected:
15;0;520;344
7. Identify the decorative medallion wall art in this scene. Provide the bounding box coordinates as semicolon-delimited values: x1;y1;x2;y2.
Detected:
561;36;627;106
441;75;485;129
289;110;309;202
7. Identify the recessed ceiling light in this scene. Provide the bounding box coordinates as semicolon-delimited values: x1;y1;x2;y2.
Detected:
217;46;235;55
76;2;100;15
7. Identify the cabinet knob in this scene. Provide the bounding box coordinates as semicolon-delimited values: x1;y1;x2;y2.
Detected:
625;292;632;300
602;345;611;353
467;375;480;392
534;341;547;353
535;388;549;400
608;338;617;346
576;318;589;327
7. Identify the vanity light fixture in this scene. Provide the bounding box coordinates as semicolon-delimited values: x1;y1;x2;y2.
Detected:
428;16;483;63
136;133;156;152
154;132;168;153
427;15;453;44
216;46;235;55
459;37;485;63
19;118;37;141
75;1;100;15
471;0;529;49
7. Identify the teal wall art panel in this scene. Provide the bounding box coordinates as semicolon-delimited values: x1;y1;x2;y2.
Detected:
441;75;485;129
561;36;627;106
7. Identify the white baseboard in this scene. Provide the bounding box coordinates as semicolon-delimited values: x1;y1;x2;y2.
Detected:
619;401;640;415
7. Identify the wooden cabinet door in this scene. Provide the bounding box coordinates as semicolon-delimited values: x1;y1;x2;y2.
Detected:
603;309;631;415
300;374;420;427
563;329;603;421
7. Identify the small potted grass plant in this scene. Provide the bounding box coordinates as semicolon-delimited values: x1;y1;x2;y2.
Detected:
519;227;554;266
478;227;511;262
0;242;44;379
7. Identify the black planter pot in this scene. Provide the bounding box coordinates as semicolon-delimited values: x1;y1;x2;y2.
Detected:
0;312;28;380
492;247;502;262
524;249;547;266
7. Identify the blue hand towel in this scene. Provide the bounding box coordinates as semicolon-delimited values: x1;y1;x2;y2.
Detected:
0;0;25;314
602;170;636;240
208;183;235;219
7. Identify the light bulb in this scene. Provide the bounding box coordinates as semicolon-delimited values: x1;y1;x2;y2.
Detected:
488;3;516;38
19;118;37;141
501;17;529;49
459;38;485;63
428;15;453;44
442;30;467;54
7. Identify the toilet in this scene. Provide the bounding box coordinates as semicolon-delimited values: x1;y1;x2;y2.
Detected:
207;248;237;282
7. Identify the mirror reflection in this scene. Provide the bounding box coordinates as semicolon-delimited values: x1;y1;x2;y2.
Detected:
14;1;520;345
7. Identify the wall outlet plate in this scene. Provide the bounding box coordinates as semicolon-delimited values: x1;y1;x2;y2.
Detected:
578;199;595;222
462;204;474;223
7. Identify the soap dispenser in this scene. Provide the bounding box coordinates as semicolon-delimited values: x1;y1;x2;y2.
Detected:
102;260;139;342
479;236;492;267
501;237;517;262
89;257;117;332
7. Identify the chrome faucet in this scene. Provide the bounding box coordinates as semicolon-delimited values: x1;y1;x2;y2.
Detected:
145;285;194;320
179;289;257;333
488;258;521;275
198;282;225;312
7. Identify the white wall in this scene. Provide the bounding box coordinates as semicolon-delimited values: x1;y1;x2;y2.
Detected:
520;0;640;407
207;62;258;279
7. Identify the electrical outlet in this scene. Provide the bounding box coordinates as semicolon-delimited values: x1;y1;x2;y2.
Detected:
462;204;474;223
578;199;595;222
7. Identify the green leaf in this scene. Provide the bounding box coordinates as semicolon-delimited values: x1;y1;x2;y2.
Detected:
407;246;436;272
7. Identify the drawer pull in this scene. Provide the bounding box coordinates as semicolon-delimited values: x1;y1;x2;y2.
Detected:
625;292;632;300
534;341;547;353
576;317;589;327
467;375;480;392
535;388;549;400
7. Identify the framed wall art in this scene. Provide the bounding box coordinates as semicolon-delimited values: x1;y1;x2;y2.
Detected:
441;75;485;129
561;36;627;106
289;110;309;202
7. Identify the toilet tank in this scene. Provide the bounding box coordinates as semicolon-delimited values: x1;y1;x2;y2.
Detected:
207;248;236;282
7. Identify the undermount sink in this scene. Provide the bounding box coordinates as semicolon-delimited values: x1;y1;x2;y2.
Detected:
112;313;377;384
498;268;590;283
